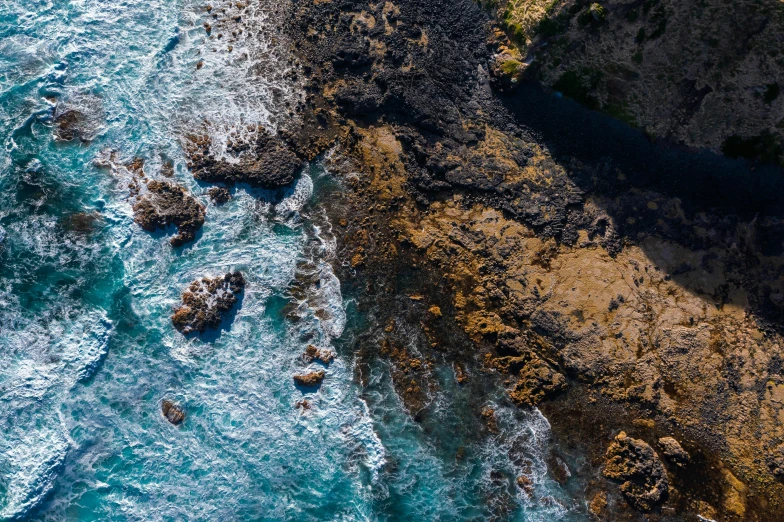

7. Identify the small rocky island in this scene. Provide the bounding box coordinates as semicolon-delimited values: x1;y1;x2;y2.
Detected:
133;180;206;246
172;272;245;334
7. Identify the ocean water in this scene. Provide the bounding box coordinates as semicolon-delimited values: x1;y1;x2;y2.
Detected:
0;1;580;520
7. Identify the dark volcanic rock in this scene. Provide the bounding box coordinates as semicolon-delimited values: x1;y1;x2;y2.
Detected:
133;180;206;246
162;400;185;425
603;432;669;512
208;186;231;205
185;127;302;189
172;272;245;334
293;370;325;387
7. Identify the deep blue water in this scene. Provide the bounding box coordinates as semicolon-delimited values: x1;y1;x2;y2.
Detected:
0;1;580;520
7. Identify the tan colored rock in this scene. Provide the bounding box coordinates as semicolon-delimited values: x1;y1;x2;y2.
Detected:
603;432;668;512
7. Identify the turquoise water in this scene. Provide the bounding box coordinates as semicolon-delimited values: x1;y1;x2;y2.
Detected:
0;1;579;520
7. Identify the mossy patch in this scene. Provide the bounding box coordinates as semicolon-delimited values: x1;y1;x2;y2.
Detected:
553;69;603;109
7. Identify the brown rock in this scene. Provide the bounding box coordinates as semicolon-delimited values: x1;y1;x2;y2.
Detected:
133;180;205;246
162;400;185;425
208;186;231;204
658;436;690;466
293;370;325;387
302;344;335;365
172;272;245;334
603;432;668;512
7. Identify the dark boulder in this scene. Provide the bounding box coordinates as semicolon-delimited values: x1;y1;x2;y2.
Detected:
185;127;302;189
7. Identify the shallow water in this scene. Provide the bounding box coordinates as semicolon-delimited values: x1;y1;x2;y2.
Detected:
0;1;582;520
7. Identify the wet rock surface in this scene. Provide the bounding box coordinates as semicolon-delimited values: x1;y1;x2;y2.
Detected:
171;272;245;334
207;186;231;205
603;432;669;512
301;344;334;365
293;370;325;388
185;126;302;189
133;180;206;246
162;400;185;425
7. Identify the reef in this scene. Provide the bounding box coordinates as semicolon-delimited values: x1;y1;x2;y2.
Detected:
133;179;206;246
171;272;245;334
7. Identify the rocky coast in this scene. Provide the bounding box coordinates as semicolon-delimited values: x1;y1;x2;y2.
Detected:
195;0;784;519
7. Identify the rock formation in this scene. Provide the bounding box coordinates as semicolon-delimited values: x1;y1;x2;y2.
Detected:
293;370;325;388
162;400;185;425
207;186;231;205
484;0;784;166
184;126;302;189
603;432;669;511
172;272;245;334
133;180;205;246
658;436;690;466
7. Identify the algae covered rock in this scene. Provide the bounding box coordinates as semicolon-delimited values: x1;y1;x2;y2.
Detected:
162;400;185;425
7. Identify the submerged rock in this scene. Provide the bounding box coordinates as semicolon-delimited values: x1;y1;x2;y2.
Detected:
51;95;104;142
293;370;325;387
133;180;206;246
172;272;245;334
603;432;668;512
185;126;303;189
162;400;185;425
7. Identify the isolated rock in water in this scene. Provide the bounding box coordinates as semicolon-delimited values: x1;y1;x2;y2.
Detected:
133;180;206;246
293;370;325;387
301;344;335;365
604;432;669;512
659;437;690;466
185;126;303;189
162;400;185;425
172;272;245;334
52;95;104;142
208;186;231;204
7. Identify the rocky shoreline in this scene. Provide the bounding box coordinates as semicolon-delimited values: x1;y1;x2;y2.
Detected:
256;0;784;519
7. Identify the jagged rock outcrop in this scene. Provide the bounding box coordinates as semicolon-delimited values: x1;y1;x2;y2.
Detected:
603;432;669;511
185;126;302;189
301;345;335;365
133;180;206;246
658;436;690;466
172;272;245;334
207;187;231;205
